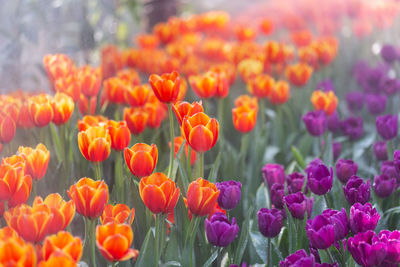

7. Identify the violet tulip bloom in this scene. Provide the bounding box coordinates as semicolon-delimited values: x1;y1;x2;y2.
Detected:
381;160;400;184
316;79;335;92
205;212;239;247
270;183;285;209
286;172;306;194
306;214;335;249
262;163;285;188
284;192;313;220
279;249;315;267
379;230;400;265
373;174;396;198
365;93;387;115
349;202;380;234
376;114;398;141
306;162;333;195
381;44;398;64
335;159;358;184
394;150;400;173
373;141;388;161
216;181;241;210
322;208;349;241
343;176;371;205
340;117;363;140
257;208;284;238
302;110;327;137
346;91;364;112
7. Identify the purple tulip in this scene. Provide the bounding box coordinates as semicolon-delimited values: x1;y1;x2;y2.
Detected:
373;141;388;161
216;181;242;210
257;208;284;238
374;174;396;198
316;79;335;92
343;175;371;205
327;112;340;133
322;208;349;241
382;78;400;95
270;183;285;209
284;192;313;220
381;44;398;64
306;161;333;195
302;110;327;137
335;159;358;184
394;150;400;173
340;116;364;140
365;93;387;115
306;214;335;249
364;65;387;93
376;114;398;140
204;212;239;247
332;142;341;161
381;160;400;184
346;91;364;112
316;263;339;267
286;172;307;194
379;230;400;265
349;202;380;234
262;163;285;189
279;249;315;267
347;230;387;267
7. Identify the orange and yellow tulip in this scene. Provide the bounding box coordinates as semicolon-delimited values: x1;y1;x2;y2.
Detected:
172;101;204;126
124;143;158;178
17;101;34;128
182;112;219;153
259;18;274;35
38;255;76;267
237;59;264;82
247;74;275;99
139;172;180;214
234;95;258;110
43;54;75;85
264;41;286;64
117;69;141;87
291;30;313;47
211;71;230;98
18;143;50;180
54;74;80;102
311;90;338;116
125;84;150;107
52;92;74;125
0;163;32;207
149;71;181;103
101;204;135;225
77;65;102;98
67;177;109;219
77;115;108;132
187;178;219;217
101;45;124;79
78;126;111;162
123;107;149;135
0;112;16;144
104;77;129;104
189;72;217;99
107;120;131;151
145;101;168;129
269;80;290;104
96;222;139;263
0;227;36;266
285;63;313;87
28;94;54;127
136;33;159;49
235;26;256;42
232;105;257;133
41;231;82;263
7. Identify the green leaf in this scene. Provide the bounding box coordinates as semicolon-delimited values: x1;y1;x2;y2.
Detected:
208;151;221;182
291;146;306;170
160;261;182;267
250;229;269;263
255;184;270;212
50;124;63;163
201;249;218;267
164;230;180;262
135;228;156;266
234;207;253;264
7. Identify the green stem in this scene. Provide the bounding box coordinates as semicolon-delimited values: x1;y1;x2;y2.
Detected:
113;151;124;203
267;238;272;267
94;163;102;180
111;262;117;267
90;219;97;267
323;194;331;209
188;216;202;267
326;248;334;264
240;134;249;180
260;98;266;134
217;98;225;149
155;214;162;265
167;105;175;178
88;98;91;115
199;153;204;178
187;146;192;181
32;182;37;198
217;247;221;267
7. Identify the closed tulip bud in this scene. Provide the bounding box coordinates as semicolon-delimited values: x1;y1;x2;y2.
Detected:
306;161;333;195
52;92;74;125
28;94;54;127
123;107;148;135
347;230;386;267
279;249;315;267
0;112;16;144
100;204;135;225
149;71;181;103
68;177;109;219
205;212;239;247
366;93;387;115
381;44;398;64
232;105;257;133
286;172;307;194
42;231;82;262
378;230;400;265
139;172;180;214
284;192;313;220
124;143;158;178
322;208;349;241
18;143;50;180
306;214;335;249
269;80;290;104
0;163;32;208
340;116;363;140
78;126;111;162
172;101;204;126
270;183;285;209
343;176;371;205
96;222;139;262
77;65;102;98
216;180;241;210
335;159;358;184
234;95;258;110
349;202;380;234
302;110;327;137
381;160;399;184
187;178;219;217
257;208;284;238
394;150;400;173
107;120;131;151
54;74;81;102
374;174;396;198
373;141;388;161
125;84;150;107
327;112;340;133
376;114;398;141
262;163;285;189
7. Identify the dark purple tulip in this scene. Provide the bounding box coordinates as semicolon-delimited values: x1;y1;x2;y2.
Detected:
284;192;313;220
346;91;364;112
381;160;400;184
322;208;349;241
374;174;396;198
381;44;398;64
316;79;335;92
262;163;285;189
335;159;358;184
379;230;400;265
332;142;341;161
373;141;388;161
394;150;400;173
279;249;315;267
347;230;387;267
343;175;371;205
286;172;306;194
306;162;333;195
257;208;284;238
216;181;242;210
306;214;335;249
364;65;387;93
315;263;339;267
309;246;321;263
383;78;400;95
340;116;363;140
302;110;327;137
349;202;380;234
376;114;398;140
204;212;239;247
270;183;285;209
365;93;387;115
327;112;340;133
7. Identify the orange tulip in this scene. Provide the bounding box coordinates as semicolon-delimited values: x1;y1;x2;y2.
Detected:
42;231;82;263
298;46;319;68
145;101;168;129
170;136;197;166
1;155;26;170
28;94;54;127
311;90;338;116
232;105;257;133
176;77;188;101
67;177;109;219
209;63;236;85
77;65;102;98
78;126;111;162
17;101;34;128
0;163;32;207
285;63;313;87
107;120;131;151
211;71;230;98
136;33;159;49
33;193;75;235
234;95;258;110
235;26;256;42
182;112;219;153
172;101;204;126
124;143;158;178
187;178;219;217
123;107;149;135
247;74;275;99
96;222;139;263
237;59;264;82
149;71;181;103
189;72;217;99
101;204;135;225
0;227;36;266
54;74;81;102
104;77;129;104
0;111;16;144
18;143;50;180
125;84;150;107
38;255;77;267
52;92;74;125
259;18;274;35
43;54;76;85
139;172;180;214
269;80;290;104
117;69;141;87
291;30;313;47
264;41;286;64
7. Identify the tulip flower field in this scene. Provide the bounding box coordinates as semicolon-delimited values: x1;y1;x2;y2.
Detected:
2;0;400;266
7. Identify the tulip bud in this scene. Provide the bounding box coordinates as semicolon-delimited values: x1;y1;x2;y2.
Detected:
343;176;371;205
257;208;284;238
335;159;358;184
216;181;241;210
205;212;239;247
